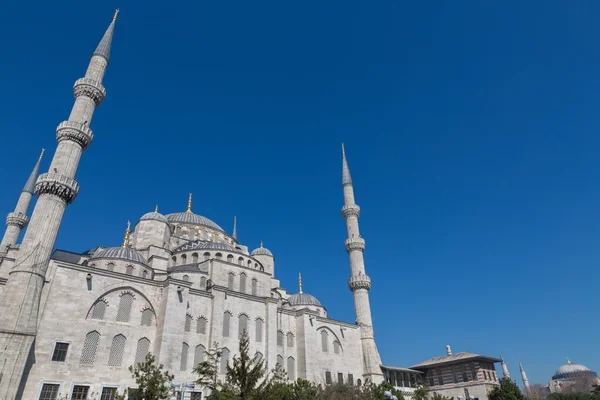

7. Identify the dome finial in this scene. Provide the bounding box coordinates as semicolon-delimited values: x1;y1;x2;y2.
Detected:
567;357;571;364
299;272;303;294
113;8;120;21
155;204;159;213
260;240;263;248
122;220;131;248
186;193;193;214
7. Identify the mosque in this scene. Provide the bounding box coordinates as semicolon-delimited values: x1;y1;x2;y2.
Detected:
0;11;506;400
518;360;599;395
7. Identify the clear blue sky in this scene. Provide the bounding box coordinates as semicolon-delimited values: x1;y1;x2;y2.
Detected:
1;1;598;386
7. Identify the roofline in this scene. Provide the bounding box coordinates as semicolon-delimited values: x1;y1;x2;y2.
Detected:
381;365;424;374
410;355;502;369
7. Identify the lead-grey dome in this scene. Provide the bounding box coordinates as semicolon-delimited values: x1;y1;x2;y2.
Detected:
251;242;273;257
552;361;597;380
288;292;322;307
166;212;224;232
140;211;168;223
91;246;147;265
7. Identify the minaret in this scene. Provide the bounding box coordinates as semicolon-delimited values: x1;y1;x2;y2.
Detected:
501;354;511;379
0;149;44;258
232;216;238;241
0;12;118;399
341;144;384;383
520;362;530;392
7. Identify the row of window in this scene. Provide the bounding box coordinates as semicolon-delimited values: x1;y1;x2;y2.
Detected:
78;331;150;367
89;293;155;326
384;370;419;388
227;272;259;294
173;252;262;271
320;330;343;354
39;384;118;400
88;262;151;279
221;312;268;341
427;367;498;386
325;372;357;386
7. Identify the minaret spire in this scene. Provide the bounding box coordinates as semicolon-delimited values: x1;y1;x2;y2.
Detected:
298;272;303;293
341;144;383;383
0;13;118;399
186;193;193;214
501;354;510;379
122;221;131;248
520;362;530;392
232;216;237;240
0;149;45;259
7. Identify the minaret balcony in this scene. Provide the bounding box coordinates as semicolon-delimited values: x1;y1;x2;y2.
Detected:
35;173;80;204
348;273;371;291
6;212;28;228
341;204;361;218
73;77;106;106
56;121;94;150
344;237;365;252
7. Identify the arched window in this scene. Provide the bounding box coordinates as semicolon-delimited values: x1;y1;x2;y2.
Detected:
287;357;296;381
91;300;107;320
357;379;362;387
254;352;263;363
277;331;284;346
227;254;234;263
320;330;328;352
125;265;134;275
175;226;182;236
333;341;341;354
200;276;207;289
172;256;177;264
140;309;153;326
223;312;232;337
220;348;230;374
238;257;244;266
197;317;207;334
287;332;294;348
192;253;199;263
180;342;189;371
255;318;263;342
251;279;258;296
116;293;134;322
238;314;248;338
194;345;206;368
185;314;192;332
255;263;258;269
106;262;115;271
181;254;187;264
216;253;223;260
239;273;247;293
276;355;284;368
108;334;126;366
80;331;100;365
142;270;148;279
247;260;252;268
183;275;190;282
228;273;234;290
134;338;150;365
203;252;210;261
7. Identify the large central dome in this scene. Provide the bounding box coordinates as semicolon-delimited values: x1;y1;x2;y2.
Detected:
552;361;598;380
166;212;224;232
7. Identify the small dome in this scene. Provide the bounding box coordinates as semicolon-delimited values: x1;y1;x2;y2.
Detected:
91;246;147;265
140;210;168;223
553;362;597;380
251;242;273;257
166;212;224;232
288;292;322;307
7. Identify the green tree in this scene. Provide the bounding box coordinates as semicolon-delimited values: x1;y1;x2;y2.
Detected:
194;341;224;392
411;386;430;400
489;377;527;400
431;393;453;400
225;330;269;399
362;381;405;400
123;353;174;400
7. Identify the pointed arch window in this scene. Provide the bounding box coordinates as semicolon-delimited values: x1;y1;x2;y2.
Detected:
287;357;296;381
255;318;263;342
287;332;294;348
320;330;328;352
239;273;247;293
185;314;193;332
91;299;107;320
254;352;263;363
197;317;207;334
194;345;206;368
141;309;153;326
108;334;126;366
238;314;249;338
80;331;100;365
228;273;235;290
134;337;150;365
180;342;189;371
251;279;258;296
223;312;232;337
276;355;284;369
200;276;207;290
116;293;134;322
277;331;284;346
333;340;341;354
220;348;230;374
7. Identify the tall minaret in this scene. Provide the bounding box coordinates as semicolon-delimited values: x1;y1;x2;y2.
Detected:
341;144;384;383
501;354;511;379
0;12;118;399
0;149;44;258
520;362;530;392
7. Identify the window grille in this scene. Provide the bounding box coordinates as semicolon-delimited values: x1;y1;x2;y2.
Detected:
140;309;153;326
287;333;294;348
251;279;258;296
180;342;189;371
239;273;246;293
348;374;354;385
106;263;115;271
51;342;69;362
108;334;126;366
126;266;134;275
255;319;263;342
100;387;117;400
197;317;207;334
338;373;344;384
325;371;332;384
320;330;328;352
276;355;284;369
80;331;100;365
333;341;341;354
134;338;150;365
185;314;192;332
116;293;133;322
277;331;284;346
220;348;230;374
194;344;206;367
228;273;234;290
223;312;231;337
71;385;89;400
287;357;295;381
91;300;107;320
39;383;60;400
238;314;248;338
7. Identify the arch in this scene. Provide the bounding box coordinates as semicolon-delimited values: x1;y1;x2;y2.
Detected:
251;278;258;296
277;330;284;346
116;293;134;322
182;274;190;282
227;272;235;290
194;344;206;368
108;334;127;366
79;331;100;365
215;253;223;260
140;309;154;326
90;299;107;320
220;347;230;374
180;342;189;371
238;313;249;338
316;326;343;347
134;337;150;364
255;318;263;342
197;316;207;334
203;252;210;261
287;357;296;380
227;254;234;263
223;311;232;337
238;257;244;266
200;276;207;290
192;253;199;263
125;265;134;275
88;286;156;320
185;314;193;332
286;332;294;348
239;273;247;293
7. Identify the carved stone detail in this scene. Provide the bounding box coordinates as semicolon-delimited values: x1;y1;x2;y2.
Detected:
56;121;94;149
344;237;365;253
34;173;80;204
6;212;28;228
73;78;106;105
341;204;360;219
348;273;371;291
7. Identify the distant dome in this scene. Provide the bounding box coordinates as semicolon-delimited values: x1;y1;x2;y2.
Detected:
288;292;322;307
251;242;273;257
166;212;224;232
553;361;598;380
139;210;167;223
91;246;147;265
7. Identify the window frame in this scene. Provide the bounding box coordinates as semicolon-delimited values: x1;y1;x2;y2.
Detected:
37;382;62;400
50;341;70;363
100;386;119;400
70;384;90;400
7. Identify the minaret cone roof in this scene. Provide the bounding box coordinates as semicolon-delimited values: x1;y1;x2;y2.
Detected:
23;149;44;194
93;10;118;62
342;143;352;186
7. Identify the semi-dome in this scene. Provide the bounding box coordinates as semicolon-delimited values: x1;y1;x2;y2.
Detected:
139;209;168;223
251;241;273;257
91;246;147;265
553;361;598;380
288;292;322;307
166;212;224;232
